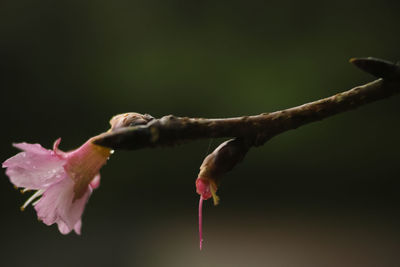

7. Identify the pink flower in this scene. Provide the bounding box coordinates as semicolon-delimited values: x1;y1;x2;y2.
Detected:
2;138;111;235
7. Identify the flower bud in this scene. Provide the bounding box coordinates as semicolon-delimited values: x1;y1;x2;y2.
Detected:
196;138;250;204
109;112;154;130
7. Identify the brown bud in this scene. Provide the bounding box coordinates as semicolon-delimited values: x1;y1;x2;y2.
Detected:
350;57;400;81
109;113;154;130
196;138;250;204
199;138;250;184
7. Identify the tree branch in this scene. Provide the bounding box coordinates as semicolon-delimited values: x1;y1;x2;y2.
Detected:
93;58;400;150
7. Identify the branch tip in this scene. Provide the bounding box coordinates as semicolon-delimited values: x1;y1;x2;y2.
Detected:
350;57;400;81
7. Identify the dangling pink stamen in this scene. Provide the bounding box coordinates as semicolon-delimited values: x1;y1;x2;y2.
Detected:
199;195;204;250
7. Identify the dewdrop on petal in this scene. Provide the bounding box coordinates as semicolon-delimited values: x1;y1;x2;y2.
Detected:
2;112;155;235
3;137;112;235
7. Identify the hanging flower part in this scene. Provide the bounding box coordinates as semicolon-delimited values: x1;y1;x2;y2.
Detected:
196;138;250;250
196;177;219;251
2;137;112;235
196;166;220;250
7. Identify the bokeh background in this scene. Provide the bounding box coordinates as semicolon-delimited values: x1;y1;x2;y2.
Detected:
1;1;400;266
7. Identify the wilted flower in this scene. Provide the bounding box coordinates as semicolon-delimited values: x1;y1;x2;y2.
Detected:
2;137;111;234
196;138;250;250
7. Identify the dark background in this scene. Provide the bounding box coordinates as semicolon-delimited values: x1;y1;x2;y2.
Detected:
1;1;400;266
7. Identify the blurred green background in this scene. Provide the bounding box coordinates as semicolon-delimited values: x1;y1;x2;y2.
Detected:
1;1;400;266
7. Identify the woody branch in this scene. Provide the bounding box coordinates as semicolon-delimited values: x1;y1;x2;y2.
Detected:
93;58;400;150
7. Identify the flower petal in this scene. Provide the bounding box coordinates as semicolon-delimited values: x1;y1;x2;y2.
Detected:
34;176;92;232
12;142;51;155
73;220;82;235
3;143;66;190
53;138;67;157
57;219;82;235
89;173;101;190
57;220;72;235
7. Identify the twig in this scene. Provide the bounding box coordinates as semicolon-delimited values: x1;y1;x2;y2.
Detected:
93;58;400;150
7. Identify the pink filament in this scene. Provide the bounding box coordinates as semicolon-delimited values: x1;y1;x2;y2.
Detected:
199;195;204;250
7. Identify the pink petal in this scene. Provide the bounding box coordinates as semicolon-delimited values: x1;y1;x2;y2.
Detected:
34;176;92;232
57;220;72;235
52;138;67;157
57;219;82;235
13;142;51;155
73;220;82;235
89;173;101;189
196;178;212;200
3;143;66;190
